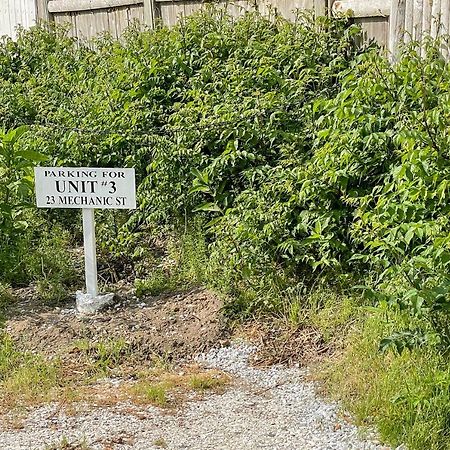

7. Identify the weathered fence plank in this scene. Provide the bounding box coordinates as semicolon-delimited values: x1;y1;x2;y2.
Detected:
36;0;52;21
332;0;390;17
405;0;414;41
430;0;441;37
441;0;449;56
354;17;389;44
0;0;37;39
413;0;423;41
390;0;407;58
143;0;157;28
48;0;143;14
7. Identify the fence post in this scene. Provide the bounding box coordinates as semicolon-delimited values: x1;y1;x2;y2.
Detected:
430;0;441;37
390;0;407;60
315;0;327;17
144;0;157;28
413;0;423;41
35;0;52;22
405;0;414;42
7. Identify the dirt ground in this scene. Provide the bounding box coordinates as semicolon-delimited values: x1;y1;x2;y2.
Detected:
5;287;228;363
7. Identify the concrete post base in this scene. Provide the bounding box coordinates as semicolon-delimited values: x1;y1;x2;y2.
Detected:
76;291;115;314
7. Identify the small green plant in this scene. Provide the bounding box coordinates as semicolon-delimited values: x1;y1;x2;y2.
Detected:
285;300;303;327
135;269;176;297
188;373;226;391
74;338;129;375
151;353;173;372
140;383;168;407
36;279;69;306
0;283;14;313
0;333;61;408
45;436;92;450
153;437;168;449
94;338;128;374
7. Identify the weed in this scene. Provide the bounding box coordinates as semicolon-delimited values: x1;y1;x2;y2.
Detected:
134;227;209;298
45;436;92;450
188;373;227;391
302;288;356;343
73;338;129;376
135;269;176;297
95;338;128;374
0;334;62;409
167;227;208;286
133;383;169;407
151;353;173;372
36;278;69;306
0;283;14;307
153;437;168;448
0;283;14;321
130;366;230;407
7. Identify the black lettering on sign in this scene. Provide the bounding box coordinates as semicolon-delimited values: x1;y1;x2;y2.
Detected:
108;181;117;194
55;180;98;194
46;195;55;205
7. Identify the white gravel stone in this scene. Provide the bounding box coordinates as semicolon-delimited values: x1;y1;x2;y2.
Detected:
0;342;400;450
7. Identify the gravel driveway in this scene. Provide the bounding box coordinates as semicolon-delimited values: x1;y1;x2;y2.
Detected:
0;343;393;450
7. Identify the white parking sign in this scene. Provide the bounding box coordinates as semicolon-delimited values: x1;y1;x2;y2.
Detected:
34;167;136;209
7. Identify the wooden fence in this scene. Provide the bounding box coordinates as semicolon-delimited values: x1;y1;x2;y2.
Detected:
333;0;390;45
0;0;449;52
333;0;450;52
0;0;38;40
0;0;329;42
389;0;450;56
49;0;147;40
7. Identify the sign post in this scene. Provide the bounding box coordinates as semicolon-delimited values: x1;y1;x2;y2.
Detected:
82;208;98;298
34;167;136;313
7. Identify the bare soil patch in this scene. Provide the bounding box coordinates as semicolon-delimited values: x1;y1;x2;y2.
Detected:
5;287;228;363
236;321;333;367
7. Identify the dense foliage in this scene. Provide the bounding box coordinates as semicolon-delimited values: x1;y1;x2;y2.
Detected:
0;9;363;289
2;9;450;448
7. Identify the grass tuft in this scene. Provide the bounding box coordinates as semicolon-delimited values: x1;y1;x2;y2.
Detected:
188;373;228;391
153;437;168;448
140;383;169;407
0;334;62;409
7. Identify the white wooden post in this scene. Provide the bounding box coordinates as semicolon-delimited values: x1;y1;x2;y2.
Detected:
82;208;98;298
36;0;52;22
390;0;407;60
143;0;157;28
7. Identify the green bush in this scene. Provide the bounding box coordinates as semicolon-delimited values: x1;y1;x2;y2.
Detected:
0;126;78;302
0;126;46;237
0;8;365;300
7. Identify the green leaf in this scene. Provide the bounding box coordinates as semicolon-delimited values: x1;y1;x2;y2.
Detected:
16;150;48;162
189;185;211;194
193;202;222;213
